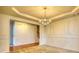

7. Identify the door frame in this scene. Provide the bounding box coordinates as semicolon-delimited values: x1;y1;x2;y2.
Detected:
9;20;40;52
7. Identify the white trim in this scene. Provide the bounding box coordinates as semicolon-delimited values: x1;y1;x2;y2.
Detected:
12;7;41;21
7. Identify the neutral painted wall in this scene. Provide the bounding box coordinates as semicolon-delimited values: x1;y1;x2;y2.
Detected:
13;22;38;46
45;15;79;51
0;14;10;52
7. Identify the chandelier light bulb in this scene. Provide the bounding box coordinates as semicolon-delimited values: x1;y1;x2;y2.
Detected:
39;20;42;22
44;18;47;21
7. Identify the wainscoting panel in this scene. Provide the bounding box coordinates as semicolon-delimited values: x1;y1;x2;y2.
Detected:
45;15;79;51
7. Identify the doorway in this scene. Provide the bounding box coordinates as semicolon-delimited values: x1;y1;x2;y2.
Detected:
10;20;39;52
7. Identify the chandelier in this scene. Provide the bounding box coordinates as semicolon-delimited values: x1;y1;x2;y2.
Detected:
39;7;51;25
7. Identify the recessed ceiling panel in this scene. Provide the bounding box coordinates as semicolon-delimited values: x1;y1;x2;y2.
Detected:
15;6;76;19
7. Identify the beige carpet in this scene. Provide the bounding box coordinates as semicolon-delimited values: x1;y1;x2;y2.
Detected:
14;45;78;53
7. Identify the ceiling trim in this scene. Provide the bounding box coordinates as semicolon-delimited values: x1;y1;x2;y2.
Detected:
12;7;41;21
49;6;79;24
49;12;73;21
71;6;79;12
10;16;40;25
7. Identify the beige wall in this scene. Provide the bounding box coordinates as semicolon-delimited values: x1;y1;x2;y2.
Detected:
0;14;10;52
13;22;38;46
45;15;79;51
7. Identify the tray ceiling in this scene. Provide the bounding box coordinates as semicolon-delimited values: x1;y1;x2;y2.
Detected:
15;6;76;19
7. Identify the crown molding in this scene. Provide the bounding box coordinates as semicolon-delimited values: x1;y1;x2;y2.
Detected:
48;6;79;24
12;7;41;21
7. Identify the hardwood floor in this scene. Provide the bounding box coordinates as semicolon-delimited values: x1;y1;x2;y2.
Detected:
10;45;79;53
10;42;39;53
